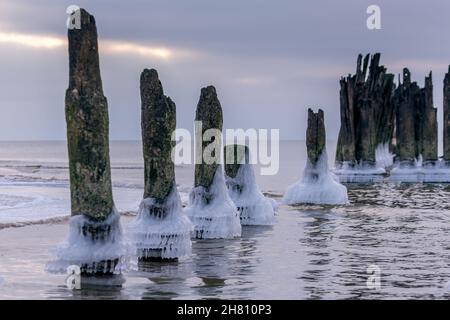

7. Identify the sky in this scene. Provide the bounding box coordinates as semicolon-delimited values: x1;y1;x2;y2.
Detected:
0;0;450;141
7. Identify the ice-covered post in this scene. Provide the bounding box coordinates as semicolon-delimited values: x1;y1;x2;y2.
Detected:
185;86;241;238
284;108;348;205
224;144;275;225
128;69;192;261
61;8;125;275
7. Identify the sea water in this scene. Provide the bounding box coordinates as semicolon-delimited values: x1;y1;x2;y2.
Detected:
0;141;449;299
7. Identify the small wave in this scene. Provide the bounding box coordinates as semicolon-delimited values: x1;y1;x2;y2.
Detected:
346;182;450;210
0;210;138;230
0;194;50;210
0;163;145;170
263;191;283;199
112;182;143;189
0;216;70;230
0;175;144;190
0;175;68;184
112;166;143;170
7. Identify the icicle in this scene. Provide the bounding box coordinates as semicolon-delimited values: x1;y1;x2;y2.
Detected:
225;162;276;226
390;156;450;183
284;151;348;205
46;208;133;275
127;185;193;260
375;142;395;169
185;166;242;239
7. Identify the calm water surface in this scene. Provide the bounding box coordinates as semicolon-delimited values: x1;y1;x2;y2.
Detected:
0;141;449;299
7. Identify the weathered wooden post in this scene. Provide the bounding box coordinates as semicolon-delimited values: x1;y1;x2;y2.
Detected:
306;109;326;168
185;86;241;239
420;72;438;165
335;53;395;171
285;108;348;205
444;67;450;164
48;8;127;277
224;144;275;225
394;69;437;165
394;69;417;164
128;69;192;261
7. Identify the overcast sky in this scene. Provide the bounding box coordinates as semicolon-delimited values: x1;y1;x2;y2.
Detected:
0;0;449;140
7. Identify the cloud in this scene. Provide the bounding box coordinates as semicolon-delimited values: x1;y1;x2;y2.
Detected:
235;76;274;86
387;59;450;75
0;30;201;61
101;40;202;61
1;0;450;140
101;40;172;60
0;32;64;49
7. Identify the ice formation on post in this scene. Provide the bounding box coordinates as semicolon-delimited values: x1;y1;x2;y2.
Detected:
390;69;441;182
334;53;395;182
185;86;241;239
375;143;395;169
224;144;276;226
47;209;130;276
284;109;348;205
47;8;129;276
127;69;192;261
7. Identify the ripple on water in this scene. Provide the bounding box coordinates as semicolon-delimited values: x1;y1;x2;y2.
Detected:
347;182;450;210
0;183;449;299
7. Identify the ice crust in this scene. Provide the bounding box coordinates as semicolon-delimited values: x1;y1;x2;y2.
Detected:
185;166;242;239
334;143;450;183
375;143;395;169
390;156;450;183
127;185;193;260
284;151;348;205
225;163;276;226
334;143;393;183
46;208;132;275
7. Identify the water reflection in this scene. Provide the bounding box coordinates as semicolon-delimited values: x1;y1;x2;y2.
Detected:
296;210;338;299
132;259;194;300
70;281;124;300
347;182;450;210
45;275;126;300
10;183;450;299
114;226;274;300
191;237;252;298
286;191;450;300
